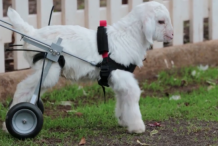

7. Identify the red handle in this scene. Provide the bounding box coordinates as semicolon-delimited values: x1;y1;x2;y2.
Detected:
100;20;108;58
100;20;107;27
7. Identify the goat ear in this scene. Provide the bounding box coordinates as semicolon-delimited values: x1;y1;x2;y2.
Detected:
143;17;155;44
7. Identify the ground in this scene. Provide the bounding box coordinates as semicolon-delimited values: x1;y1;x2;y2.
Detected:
0;65;218;146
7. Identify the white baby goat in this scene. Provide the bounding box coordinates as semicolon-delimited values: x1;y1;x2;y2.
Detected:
3;1;173;133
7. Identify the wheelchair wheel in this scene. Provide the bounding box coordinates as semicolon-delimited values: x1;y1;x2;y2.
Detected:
6;102;43;139
8;99;44;114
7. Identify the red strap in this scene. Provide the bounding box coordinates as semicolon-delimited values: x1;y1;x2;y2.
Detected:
102;52;108;58
100;20;108;58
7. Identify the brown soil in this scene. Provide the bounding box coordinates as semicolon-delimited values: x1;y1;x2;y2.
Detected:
29;120;218;146
141;83;201;98
1;119;217;146
82;120;218;146
44;105;71;119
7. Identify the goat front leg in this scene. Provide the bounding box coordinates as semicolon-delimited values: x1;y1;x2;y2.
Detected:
2;61;61;132
109;69;145;133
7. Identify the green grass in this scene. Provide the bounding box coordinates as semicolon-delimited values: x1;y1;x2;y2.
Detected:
0;66;218;145
142;66;218;91
141;86;218;121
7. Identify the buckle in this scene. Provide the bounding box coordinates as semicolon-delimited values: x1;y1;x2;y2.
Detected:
98;57;110;87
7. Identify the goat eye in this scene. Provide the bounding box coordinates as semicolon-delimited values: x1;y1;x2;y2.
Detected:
158;20;165;24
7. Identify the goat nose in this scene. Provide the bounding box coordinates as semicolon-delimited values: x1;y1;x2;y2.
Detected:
172;33;174;36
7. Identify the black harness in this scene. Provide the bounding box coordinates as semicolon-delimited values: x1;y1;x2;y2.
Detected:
96;55;136;87
96;21;137;87
33;52;65;68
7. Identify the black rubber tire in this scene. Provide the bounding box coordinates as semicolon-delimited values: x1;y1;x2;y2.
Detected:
5;102;43;139
37;99;44;114
8;99;44;114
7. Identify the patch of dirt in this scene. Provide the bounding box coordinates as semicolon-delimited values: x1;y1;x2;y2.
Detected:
33;120;218;146
141;83;201;98
85;120;218;146
35;137;62;145
49;126;70;133
44;105;71;119
44;104;84;119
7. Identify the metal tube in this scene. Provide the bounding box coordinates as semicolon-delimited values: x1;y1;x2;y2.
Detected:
23;37;50;52
0;23;50;47
30;61;53;104
0;20;98;66
23;36;97;66
0;19;13;26
62;50;97;66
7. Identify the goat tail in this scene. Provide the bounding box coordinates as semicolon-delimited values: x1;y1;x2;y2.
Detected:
7;7;35;35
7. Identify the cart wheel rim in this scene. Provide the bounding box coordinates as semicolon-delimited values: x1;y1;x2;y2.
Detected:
12;109;37;134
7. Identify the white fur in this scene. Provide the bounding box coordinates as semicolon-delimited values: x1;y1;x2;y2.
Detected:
3;2;173;134
109;70;145;133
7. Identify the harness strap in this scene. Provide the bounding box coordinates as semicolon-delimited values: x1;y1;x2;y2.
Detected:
101;85;106;103
97;20;111;88
33;52;65;68
97;20;111;103
97;20;109;56
96;20;141;103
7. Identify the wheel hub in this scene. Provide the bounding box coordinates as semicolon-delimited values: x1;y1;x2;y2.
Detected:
12;109;37;134
22;119;27;124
